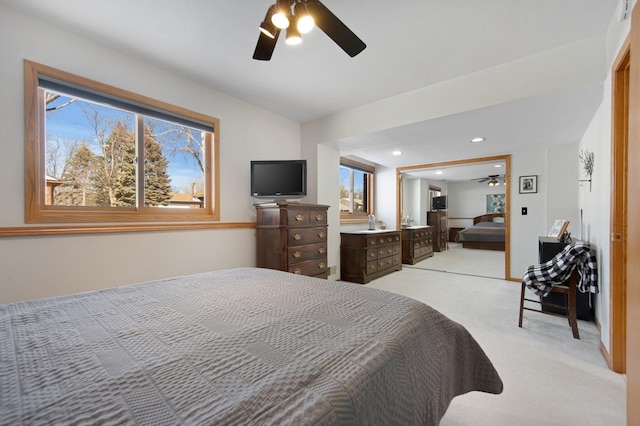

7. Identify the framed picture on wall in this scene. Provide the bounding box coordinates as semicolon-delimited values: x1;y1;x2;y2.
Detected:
486;194;505;213
519;175;538;193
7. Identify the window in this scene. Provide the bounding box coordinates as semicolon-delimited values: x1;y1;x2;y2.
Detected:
340;158;374;221
25;60;219;223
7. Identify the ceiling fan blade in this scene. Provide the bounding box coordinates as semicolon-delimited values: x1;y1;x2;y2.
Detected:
307;1;366;57
253;29;280;61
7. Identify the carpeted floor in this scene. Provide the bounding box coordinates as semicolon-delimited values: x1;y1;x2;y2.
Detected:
365;248;626;425
406;242;505;279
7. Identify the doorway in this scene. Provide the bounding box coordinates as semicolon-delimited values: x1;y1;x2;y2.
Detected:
396;154;511;280
610;36;629;374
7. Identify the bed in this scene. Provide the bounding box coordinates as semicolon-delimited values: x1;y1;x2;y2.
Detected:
0;267;503;425
455;213;506;251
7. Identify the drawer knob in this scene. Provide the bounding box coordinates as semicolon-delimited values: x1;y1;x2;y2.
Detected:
316;214;324;221
369;252;376;258
295;214;304;222
293;233;302;241
293;268;302;274
318;231;326;238
318;247;326;254
318;263;326;269
293;251;302;258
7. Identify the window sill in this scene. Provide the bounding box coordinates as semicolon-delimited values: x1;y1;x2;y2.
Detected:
340;217;369;224
0;221;255;237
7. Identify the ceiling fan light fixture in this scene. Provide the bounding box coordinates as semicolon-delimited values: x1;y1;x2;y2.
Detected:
259;5;278;39
286;21;302;45
253;0;366;60
294;2;315;33
272;0;291;29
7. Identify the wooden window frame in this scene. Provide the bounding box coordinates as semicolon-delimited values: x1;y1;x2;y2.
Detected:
339;157;374;223
24;60;220;224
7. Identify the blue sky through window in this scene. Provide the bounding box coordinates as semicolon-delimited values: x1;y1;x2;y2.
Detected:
45;92;203;193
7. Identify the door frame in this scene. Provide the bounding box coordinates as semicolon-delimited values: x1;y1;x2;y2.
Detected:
609;36;629;374
396;154;511;280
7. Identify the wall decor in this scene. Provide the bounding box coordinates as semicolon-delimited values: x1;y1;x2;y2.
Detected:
486;194;505;213
519;175;537;194
579;149;594;191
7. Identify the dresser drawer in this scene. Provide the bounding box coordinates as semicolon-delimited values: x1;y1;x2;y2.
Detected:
289;258;328;276
309;210;328;226
288;227;327;245
287;209;309;226
378;243;401;258
288;243;327;263
377;234;400;245
366;248;378;261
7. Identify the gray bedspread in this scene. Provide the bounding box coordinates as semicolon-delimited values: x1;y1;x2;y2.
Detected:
0;267;502;425
456;221;505;243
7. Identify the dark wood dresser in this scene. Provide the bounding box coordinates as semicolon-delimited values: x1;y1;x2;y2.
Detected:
402;226;434;264
427;211;448;252
340;230;402;284
256;203;329;279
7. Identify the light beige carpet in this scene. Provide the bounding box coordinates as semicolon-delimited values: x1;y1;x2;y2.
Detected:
407;242;505;279
366;265;626;425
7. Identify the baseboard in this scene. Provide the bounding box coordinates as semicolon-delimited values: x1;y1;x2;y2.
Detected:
595;316;614;370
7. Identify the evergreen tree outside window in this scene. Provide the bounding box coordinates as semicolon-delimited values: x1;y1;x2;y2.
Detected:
25;60;219;224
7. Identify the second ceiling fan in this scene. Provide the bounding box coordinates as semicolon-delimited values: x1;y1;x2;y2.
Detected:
253;0;366;60
473;175;506;186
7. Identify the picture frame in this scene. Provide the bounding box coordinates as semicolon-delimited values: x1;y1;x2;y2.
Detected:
519;175;538;194
486;194;505;214
548;219;570;239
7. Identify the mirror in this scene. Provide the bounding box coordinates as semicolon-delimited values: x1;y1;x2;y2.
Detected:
397;155;511;278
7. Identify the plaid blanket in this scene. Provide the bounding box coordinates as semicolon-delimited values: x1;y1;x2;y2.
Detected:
522;241;598;297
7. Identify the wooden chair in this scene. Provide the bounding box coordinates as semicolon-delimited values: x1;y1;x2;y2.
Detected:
518;268;580;339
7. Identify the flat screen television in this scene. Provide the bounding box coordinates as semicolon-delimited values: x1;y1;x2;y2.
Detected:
432;195;447;211
251;160;307;200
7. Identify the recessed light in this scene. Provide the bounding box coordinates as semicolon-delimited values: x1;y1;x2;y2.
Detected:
392;150;403;156
470;137;485;143
494;164;503;168
435;170;444;175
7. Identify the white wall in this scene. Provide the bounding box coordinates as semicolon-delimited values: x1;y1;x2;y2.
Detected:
401;177;421;225
374;166;398;226
0;6;301;303
575;2;631;353
447;180;507;228
316;143;341;278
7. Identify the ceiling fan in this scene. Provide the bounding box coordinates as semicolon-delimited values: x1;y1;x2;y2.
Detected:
473;175;506;186
253;0;366;61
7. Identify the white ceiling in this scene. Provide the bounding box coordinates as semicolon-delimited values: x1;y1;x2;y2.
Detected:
1;0;622;177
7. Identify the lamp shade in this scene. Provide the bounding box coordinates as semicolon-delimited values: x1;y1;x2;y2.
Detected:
259;5;278;39
286;21;302;45
294;2;314;33
272;0;290;29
